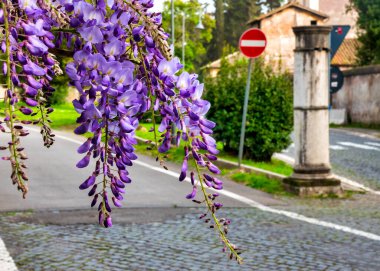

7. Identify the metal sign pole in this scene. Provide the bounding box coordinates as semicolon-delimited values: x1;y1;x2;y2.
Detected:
238;58;253;167
237;28;266;166
328;31;332;110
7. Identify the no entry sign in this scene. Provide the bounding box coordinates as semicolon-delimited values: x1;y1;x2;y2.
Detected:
239;28;267;58
237;28;267;166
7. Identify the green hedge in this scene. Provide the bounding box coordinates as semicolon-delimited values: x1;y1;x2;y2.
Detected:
204;58;293;161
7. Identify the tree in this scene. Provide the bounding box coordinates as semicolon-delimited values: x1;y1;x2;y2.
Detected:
161;0;215;71
349;0;380;65
257;0;283;11
0;0;240;262
209;0;283;58
224;0;261;49
214;0;225;59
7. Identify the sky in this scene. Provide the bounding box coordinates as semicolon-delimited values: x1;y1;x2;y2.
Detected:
151;0;215;13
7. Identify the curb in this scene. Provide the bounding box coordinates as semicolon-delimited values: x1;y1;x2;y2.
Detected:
135;136;286;181
135;136;380;195
274;154;380;195
214;158;286;181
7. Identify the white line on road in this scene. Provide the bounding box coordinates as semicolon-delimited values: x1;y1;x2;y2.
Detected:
0;238;18;271
46;131;380;242
338;142;380;151
329;145;347;150
366;142;380;147
133;160;380;242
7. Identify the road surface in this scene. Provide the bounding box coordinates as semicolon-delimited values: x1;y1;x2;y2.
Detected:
0;127;379;270
282;128;380;190
1;127;278;211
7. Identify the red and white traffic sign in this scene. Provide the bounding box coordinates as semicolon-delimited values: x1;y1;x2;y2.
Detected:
239;28;267;58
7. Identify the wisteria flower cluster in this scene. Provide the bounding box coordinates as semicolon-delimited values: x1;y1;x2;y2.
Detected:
0;0;242;263
0;0;67;197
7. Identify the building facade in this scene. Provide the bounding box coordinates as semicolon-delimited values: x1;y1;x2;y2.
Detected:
248;1;329;72
203;0;358;76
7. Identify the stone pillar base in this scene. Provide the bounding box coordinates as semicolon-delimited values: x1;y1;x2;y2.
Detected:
283;174;342;197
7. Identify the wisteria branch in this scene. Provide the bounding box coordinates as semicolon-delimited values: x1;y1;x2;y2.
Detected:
2;1;28;198
0;0;242;263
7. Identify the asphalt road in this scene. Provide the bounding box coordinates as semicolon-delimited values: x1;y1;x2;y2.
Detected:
282;128;380;190
1;127;379;212
0;128;281;213
1;127;380;270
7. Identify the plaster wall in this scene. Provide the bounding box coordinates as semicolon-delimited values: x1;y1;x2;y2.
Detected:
260;8;324;72
332;66;380;124
319;0;358;38
300;0;319;10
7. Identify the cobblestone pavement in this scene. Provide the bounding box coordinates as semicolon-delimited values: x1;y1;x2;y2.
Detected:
1;207;380;271
280;193;380;236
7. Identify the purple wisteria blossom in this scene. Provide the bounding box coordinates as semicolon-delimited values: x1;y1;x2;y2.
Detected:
0;0;242;263
0;0;61;198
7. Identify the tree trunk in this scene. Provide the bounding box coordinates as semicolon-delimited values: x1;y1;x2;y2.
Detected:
215;0;224;59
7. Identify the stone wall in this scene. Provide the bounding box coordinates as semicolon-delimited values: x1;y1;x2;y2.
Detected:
332;65;380;124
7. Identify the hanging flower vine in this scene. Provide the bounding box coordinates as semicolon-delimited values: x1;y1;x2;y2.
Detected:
0;0;242;263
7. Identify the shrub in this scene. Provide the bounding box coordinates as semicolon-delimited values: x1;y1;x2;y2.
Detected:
204;57;293;161
49;75;70;105
49;56;70;105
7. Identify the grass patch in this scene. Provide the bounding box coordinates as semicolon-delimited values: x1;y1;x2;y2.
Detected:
47;103;78;129
135;123;156;141
135;123;293;196
134;139;186;164
227;170;291;196
220;154;292;176
136;122;293;176
1;209;33;217
0;102;78;130
136;138;291;196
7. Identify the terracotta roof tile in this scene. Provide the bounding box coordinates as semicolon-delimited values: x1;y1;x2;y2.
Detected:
331;39;359;67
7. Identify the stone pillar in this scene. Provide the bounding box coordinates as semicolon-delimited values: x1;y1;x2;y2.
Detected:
283;26;342;196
